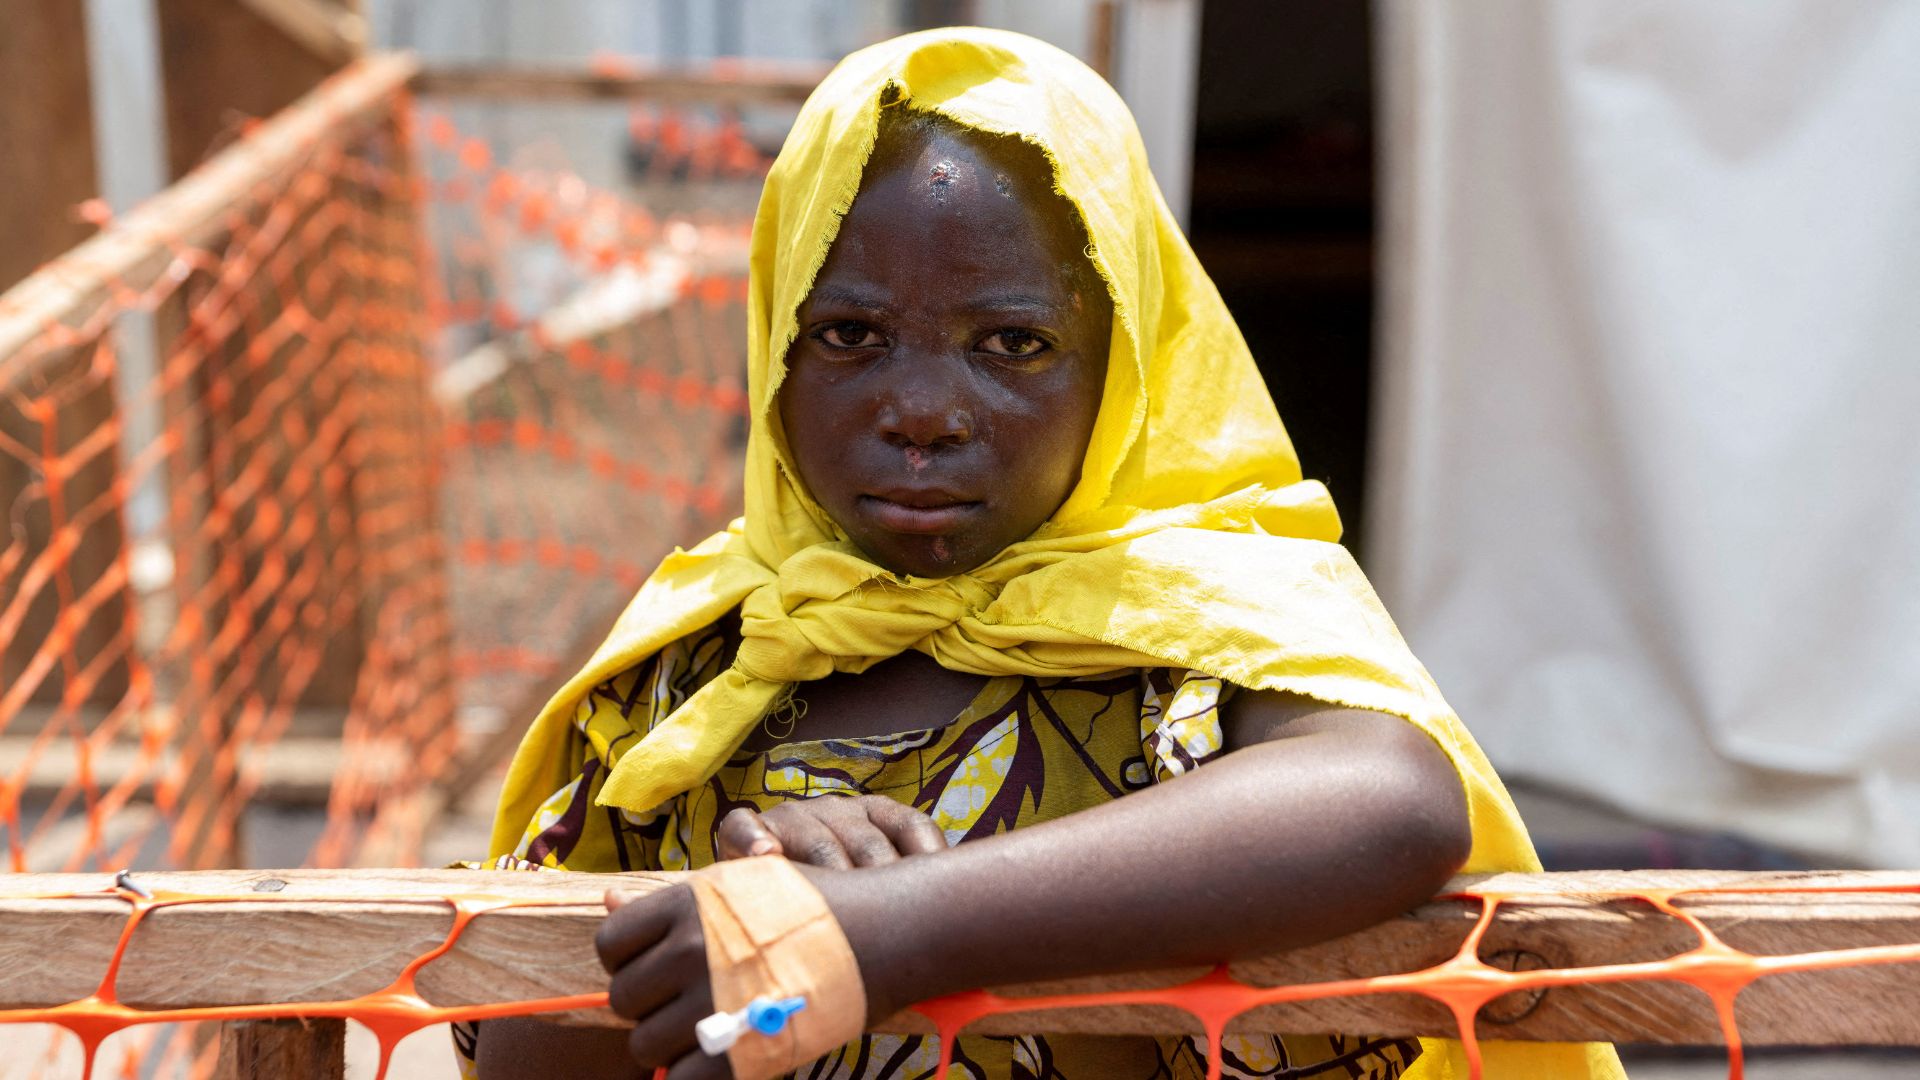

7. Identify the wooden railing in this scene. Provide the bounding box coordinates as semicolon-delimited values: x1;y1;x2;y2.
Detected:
3;868;1917;1077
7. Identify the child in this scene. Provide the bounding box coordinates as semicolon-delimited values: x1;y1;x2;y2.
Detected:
468;28;1625;1080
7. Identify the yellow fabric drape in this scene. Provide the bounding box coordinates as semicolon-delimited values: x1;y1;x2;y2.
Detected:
491;27;1622;1080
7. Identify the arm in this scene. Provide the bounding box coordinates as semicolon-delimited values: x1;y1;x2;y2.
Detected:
573;692;1471;1078
827;692;1473;1016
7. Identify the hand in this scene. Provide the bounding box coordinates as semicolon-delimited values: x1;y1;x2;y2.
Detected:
716;796;949;868
596;884;726;1079
598;863;932;1075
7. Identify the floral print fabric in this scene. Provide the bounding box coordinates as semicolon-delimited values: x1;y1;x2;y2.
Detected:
463;620;1419;1079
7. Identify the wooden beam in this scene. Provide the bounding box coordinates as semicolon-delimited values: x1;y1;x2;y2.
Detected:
0;733;408;806
412;64;826;107
0;53;417;380
1;869;1918;1046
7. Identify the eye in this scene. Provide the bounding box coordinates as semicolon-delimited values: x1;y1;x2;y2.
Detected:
978;329;1050;359
815;322;886;349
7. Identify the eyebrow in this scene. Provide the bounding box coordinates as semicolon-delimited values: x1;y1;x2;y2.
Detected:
805;285;1064;319
960;292;1062;315
805;284;893;311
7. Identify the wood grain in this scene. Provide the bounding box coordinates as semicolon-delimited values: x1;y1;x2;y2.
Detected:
214;1017;345;1080
0;869;1916;1046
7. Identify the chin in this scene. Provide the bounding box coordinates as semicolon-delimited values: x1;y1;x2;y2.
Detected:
864;534;992;579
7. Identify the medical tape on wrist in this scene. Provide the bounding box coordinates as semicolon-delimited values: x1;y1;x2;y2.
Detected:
687;855;867;1080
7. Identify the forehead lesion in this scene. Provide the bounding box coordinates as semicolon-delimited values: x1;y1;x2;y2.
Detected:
929;158;959;200
843;107;1104;291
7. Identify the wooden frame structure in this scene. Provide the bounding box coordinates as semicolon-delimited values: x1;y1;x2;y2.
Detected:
2;868;1918;1077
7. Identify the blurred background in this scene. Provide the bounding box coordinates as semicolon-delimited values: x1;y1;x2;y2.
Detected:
3;0;1917;1076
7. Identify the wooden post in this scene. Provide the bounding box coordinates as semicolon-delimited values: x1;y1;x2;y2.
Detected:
0;0;132;715
215;1018;345;1080
1088;1;1120;81
1;868;1919;1047
0;0;99;292
155;0;345;180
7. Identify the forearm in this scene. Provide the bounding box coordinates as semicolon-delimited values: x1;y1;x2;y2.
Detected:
829;711;1471;1015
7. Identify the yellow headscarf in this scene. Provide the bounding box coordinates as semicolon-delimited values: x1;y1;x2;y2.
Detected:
492;27;1621;1079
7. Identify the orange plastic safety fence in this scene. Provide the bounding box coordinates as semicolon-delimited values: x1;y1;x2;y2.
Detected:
1;879;1918;1080
0;75;447;879
413;98;759;738
0;57;769;1076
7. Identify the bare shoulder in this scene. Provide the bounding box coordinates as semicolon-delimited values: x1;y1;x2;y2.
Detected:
1220;688;1450;760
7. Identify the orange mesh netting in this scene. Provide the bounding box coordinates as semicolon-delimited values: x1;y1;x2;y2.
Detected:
0;55;764;1075
0;71;762;871
0;65;449;879
0;875;1917;1080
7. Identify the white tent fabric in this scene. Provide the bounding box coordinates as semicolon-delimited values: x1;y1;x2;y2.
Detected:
1369;1;1920;866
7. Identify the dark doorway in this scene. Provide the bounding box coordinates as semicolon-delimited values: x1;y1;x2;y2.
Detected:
1187;0;1376;556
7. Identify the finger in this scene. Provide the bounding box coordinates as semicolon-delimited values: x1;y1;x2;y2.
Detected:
624;991;710;1069
606;921;708;1020
866;798;950;857
596;888;682;973
820;810;908;867
761;806;855;869
716;807;783;861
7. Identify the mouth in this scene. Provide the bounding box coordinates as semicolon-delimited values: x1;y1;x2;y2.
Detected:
858;491;983;535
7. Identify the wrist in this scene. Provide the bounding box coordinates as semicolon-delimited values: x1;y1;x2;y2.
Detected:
799;857;966;1024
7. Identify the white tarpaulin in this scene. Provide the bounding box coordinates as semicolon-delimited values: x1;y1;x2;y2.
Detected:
1369;1;1920;866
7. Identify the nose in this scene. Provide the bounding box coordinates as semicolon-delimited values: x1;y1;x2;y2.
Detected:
875;361;974;448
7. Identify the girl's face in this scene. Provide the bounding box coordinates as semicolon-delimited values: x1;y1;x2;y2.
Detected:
779;119;1112;578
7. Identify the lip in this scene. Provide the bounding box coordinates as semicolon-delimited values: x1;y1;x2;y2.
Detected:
858;493;983;534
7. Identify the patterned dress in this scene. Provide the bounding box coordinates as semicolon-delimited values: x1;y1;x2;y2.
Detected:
460;620;1420;1079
